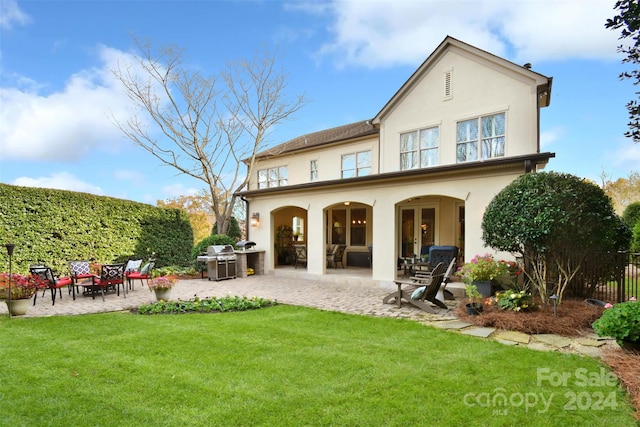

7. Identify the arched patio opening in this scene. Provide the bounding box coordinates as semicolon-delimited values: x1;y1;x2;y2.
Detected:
272;206;307;268
395;195;465;272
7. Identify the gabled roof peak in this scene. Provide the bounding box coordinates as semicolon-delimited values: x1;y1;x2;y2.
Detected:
373;35;552;123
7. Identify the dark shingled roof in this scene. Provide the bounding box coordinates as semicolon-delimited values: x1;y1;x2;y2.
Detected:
255;120;379;159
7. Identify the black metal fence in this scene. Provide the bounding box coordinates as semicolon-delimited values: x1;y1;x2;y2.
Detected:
559;251;640;303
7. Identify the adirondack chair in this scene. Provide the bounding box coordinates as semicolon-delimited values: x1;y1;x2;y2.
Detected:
437;258;457;303
401;261;448;312
384;262;447;313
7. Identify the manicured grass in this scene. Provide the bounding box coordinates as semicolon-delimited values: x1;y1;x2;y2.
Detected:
0;306;637;426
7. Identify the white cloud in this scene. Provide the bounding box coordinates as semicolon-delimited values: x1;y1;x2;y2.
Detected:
610;141;640;172
0;0;31;30
161;183;200;199
540;126;565;149
314;0;621;68
0;45;144;162
12;171;104;195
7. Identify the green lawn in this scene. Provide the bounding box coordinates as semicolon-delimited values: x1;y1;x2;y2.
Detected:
0;305;637;426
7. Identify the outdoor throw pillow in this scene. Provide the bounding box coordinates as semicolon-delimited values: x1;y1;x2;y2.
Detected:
411;286;426;300
69;261;90;276
140;263;150;275
125;259;142;273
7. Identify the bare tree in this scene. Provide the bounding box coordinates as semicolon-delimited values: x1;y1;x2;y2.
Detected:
112;38;308;234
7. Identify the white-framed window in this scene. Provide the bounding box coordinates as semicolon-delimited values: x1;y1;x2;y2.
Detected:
292;216;304;241
310;160;318;181
257;166;288;189
400;126;439;170
341;151;371;178
456;112;505;163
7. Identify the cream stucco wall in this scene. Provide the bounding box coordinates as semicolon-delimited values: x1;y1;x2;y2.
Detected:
250;135;379;190
245;167;522;285
379;46;541;174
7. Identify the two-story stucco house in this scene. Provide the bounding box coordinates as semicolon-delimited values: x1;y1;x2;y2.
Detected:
238;36;554;285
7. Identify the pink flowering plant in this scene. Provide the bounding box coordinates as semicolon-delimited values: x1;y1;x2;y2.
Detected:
148;276;177;291
0;273;47;299
457;254;509;284
592;297;640;345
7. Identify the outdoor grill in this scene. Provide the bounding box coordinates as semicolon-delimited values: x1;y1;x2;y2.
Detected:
236;240;256;251
196;245;237;281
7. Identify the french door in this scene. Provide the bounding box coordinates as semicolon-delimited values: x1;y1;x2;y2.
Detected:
400;206;436;258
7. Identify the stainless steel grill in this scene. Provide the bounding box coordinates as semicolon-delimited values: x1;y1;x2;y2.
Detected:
196;245;237;281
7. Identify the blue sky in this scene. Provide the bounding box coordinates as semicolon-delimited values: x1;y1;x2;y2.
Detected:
1;0;639;206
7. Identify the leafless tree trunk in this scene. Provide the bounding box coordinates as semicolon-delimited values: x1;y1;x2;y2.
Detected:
111;38;307;234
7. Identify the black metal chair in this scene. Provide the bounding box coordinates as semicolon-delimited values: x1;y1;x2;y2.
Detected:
126;261;155;290
29;266;73;306
327;244;346;269
293;245;307;269
80;263;125;301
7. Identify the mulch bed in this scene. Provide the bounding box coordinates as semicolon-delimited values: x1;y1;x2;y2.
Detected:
456;297;640;419
602;348;640;420
455;297;604;336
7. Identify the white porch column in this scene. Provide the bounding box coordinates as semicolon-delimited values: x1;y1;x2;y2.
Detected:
306;205;324;275
372;200;396;282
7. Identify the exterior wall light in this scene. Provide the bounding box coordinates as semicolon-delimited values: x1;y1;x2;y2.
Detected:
250;213;260;227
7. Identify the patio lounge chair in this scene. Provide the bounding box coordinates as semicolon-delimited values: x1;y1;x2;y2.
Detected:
382;262;446;313
437;258;457;302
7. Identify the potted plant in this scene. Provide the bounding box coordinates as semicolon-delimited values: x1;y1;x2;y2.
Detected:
465;284;483;315
592;297;640;351
0;273;47;315
457;254;509;297
148;276;177;301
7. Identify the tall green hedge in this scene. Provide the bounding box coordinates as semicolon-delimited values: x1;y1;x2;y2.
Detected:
0;184;193;275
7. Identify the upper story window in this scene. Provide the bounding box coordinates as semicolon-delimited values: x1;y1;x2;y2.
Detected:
400;126;439;170
257;166;288;189
456;112;505;163
342;151;371;178
310;160;318;181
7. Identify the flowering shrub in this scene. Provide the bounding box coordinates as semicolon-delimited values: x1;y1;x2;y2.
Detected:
0;273;47;299
592;297;640;345
457;254;509;284
148;276;177;290
495;289;535;312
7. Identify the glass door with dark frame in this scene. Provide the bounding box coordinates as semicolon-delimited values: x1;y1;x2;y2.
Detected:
400;206;436;259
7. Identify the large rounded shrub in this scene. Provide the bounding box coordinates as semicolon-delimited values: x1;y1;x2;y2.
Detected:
482;172;631;303
622;201;640;229
622;202;640;252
